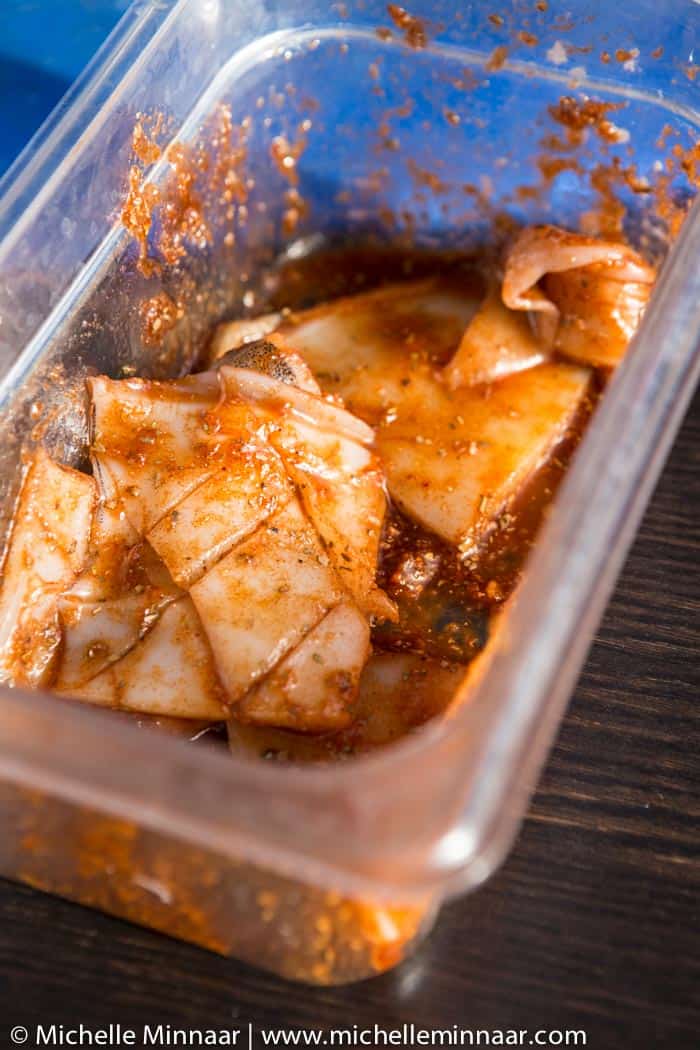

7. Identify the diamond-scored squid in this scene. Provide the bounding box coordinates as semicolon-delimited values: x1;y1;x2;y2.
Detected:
0;450;94;688
0;225;655;751
0;340;394;732
227;262;592;555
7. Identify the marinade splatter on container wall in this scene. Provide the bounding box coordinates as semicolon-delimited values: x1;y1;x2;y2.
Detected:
158;141;212;266
386;4;428;50
652;139;700;240
139;293;183;348
123;104;252;269
120;112;167;278
270;121;312;235
210;107;250;209
131;113;164;165
121;161;161;279
116;24;700;352
119;105;257;346
547;96;627;148
522;94;699;245
486;45;509;71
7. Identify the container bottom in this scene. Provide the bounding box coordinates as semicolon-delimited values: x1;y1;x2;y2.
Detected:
0;779;437;984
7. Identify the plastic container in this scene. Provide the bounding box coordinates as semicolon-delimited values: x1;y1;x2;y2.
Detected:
0;0;699;984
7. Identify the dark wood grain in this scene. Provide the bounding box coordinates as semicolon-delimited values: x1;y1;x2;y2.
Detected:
0;392;697;1050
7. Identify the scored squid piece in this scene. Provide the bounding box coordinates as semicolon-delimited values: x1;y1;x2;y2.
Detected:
81;349;389;728
275;423;395;622
218;365;375;445
68;498;141;603
56;493;225;718
56;538;183;693
62;596;226;719
0;449;95;688
190;497;344;704
219;365;395;621
377;362;591;555
89;373;221;534
227;651;463;761
502;225;655;368
57;484;184;692
148;443;292;589
257;278;482;423
442;286;548;389
236;600;370;731
56;590;171;690
214;338;321;394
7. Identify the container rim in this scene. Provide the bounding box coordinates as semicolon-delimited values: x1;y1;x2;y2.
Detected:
0;0;699;902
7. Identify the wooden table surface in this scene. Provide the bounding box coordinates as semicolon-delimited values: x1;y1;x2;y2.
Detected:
0;392;697;1049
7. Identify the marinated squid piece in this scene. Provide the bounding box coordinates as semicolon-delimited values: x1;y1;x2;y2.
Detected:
148;444;292;589
69;497;140;603
376;362;591;555
219;366;375;445
254;278;482;423
63;596;226;719
57;589;172;691
214;337;321;393
190;498;345;706
83;351;388;728
343;651;464;750
219;366;395;621
56;484;183;692
89;373;221;534
236;600;371;731
280;432;394;622
442;286;548;390
56;539;182;692
0;449;95;688
227;652;463;761
503;225;655;368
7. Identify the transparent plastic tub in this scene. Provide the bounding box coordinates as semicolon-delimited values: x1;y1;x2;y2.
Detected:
0;0;699;984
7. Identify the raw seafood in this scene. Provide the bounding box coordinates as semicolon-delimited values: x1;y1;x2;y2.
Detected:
502;225;655;367
1;345;392;732
0;226;655;753
0;450;94;688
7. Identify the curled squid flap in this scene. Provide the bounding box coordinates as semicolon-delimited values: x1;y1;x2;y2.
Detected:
503;225;655;367
442;285;548;390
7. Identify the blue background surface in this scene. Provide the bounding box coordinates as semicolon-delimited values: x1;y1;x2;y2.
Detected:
0;1;128;178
